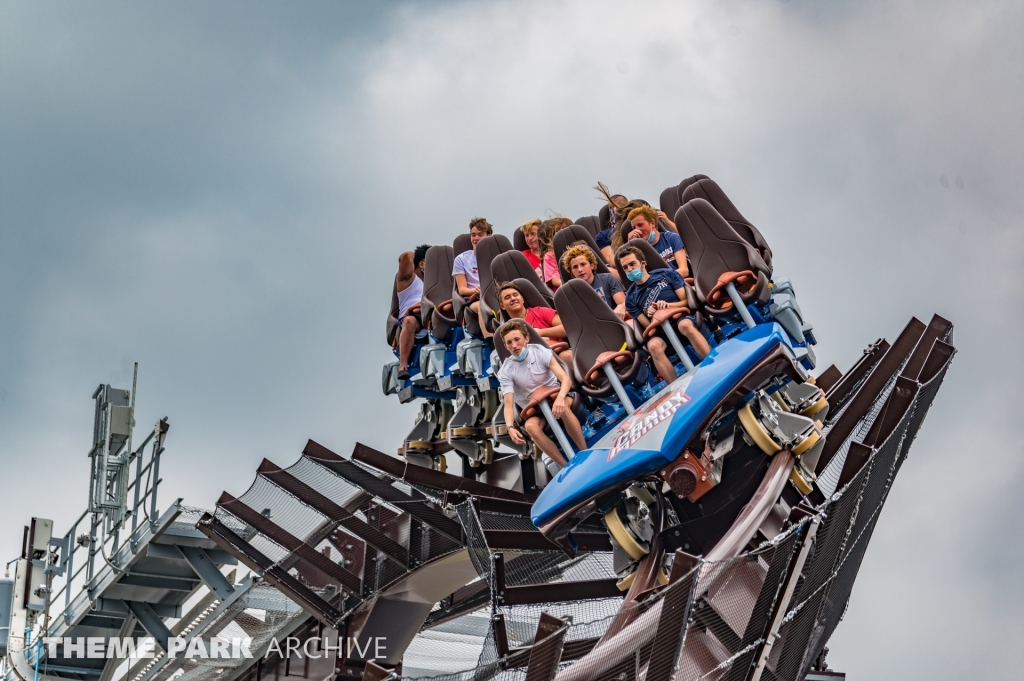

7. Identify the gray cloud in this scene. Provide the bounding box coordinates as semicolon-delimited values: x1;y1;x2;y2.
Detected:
2;1;1022;678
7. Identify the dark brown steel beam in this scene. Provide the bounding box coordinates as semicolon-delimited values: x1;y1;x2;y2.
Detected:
816;318;926;475
351;442;532;502
836;442;874;491
257;459;409;565
901;314;952;382
303;440;464;541
814;365;843;393
524;613;568;681
196;513;343;626
825;338;890;408
862;376;920;449
484;529;612;552
216;492;361;592
503;579;623;606
646;554;698;681
920;339;956;384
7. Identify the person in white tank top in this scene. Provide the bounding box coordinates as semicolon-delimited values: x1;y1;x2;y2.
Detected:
396;245;430;380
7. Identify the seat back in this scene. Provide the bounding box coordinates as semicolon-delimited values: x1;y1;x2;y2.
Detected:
476;234;515;331
598;204;613;233
555;279;636;384
453;233;473;256
491;250;555;307
494;319;549;362
675;198;769;305
386;276;400;345
421;245;456;339
659;185;683;223
614;238;672;283
513;227;527;252
574;215;602;239
680;177;772;268
553;225;611;282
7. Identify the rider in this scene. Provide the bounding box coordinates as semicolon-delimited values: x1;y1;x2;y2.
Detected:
625;205;689;278
561;243;627;319
594;186;629;264
396;244;431;380
519;218;544;279
496;281;572;364
452;217;493;337
498;319;586;467
617;245;711;383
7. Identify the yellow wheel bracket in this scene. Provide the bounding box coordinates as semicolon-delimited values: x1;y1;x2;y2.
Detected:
604;506;649;561
792;429;821;457
737;403;782;455
800;395;829;418
615;569;637;591
790;467;814;495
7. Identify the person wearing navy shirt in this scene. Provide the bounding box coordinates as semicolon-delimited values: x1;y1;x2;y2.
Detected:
618;245;710;383
625;205;689;278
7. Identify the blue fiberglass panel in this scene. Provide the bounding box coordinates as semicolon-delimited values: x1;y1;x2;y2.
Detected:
531;323;791;528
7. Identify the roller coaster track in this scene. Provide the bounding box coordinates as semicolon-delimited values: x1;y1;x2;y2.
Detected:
4;315;952;681
184;315;954;681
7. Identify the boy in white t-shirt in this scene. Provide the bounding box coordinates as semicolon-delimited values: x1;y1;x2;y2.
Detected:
452;217;492;337
497;320;587;466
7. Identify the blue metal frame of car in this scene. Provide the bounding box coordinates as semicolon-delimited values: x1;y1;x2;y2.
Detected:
531;322;805;537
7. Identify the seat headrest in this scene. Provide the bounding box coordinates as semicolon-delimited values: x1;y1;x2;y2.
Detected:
493;319;548;362
490;250;555;306
421;245;455;310
614;238;672;283
554;279;635;379
659;185;682;222
513;227;528;252
476;234;515;321
679;177;772;266
675;198;769;303
573;215;602;239
554;225;611;282
453;233;473;256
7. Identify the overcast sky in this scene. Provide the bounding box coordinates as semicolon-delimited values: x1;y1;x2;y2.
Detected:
1;1;1022;678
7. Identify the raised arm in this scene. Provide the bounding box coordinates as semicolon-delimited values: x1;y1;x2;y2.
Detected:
397;251;416;287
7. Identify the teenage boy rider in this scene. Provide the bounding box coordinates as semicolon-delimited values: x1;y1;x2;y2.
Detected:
616;245;711;383
625;205;689;278
396;244;430;380
496;281;572;365
561;243;627;319
452;217;494;337
497;319;586;467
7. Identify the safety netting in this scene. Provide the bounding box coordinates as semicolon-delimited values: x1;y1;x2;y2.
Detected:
396;355;952;681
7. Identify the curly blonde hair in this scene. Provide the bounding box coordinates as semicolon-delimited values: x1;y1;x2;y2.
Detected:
561;243;597;274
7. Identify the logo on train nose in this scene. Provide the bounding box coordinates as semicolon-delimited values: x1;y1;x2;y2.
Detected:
608;389;691;460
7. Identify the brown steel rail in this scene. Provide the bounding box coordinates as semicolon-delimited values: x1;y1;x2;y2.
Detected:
257;459;410;565
814;317;927;476
216;492;362;592
304;441;465;541
351;442;532;502
196;513;344;626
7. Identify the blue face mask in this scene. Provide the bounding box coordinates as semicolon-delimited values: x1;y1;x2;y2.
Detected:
647;230;657;244
625;268;644;283
511;347;529;362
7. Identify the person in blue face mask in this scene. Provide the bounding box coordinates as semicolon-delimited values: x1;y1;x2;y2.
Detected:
497;319;586;466
625;205;689;278
616;245;711;383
